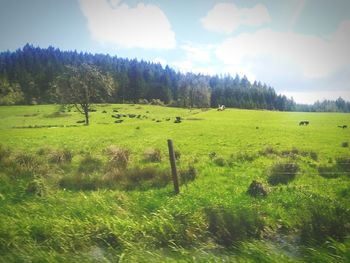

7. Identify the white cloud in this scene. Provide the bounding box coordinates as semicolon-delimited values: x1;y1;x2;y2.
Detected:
215;20;350;79
79;0;176;49
201;3;271;34
289;0;306;31
180;43;212;63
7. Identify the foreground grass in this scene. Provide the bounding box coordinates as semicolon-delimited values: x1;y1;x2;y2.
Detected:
0;104;349;262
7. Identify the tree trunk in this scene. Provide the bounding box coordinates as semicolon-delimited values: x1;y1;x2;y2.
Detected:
83;106;89;125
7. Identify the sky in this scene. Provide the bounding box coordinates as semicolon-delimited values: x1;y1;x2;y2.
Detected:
0;0;350;104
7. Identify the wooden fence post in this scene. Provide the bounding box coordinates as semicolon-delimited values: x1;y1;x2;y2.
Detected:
167;139;180;194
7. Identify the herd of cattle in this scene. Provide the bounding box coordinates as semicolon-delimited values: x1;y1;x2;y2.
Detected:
97;107;349;129
215;106;347;129
298;120;347;129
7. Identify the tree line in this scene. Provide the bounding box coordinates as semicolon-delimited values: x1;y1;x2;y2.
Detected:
0;44;349;112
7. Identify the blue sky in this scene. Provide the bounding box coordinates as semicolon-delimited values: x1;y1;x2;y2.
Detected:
0;0;350;103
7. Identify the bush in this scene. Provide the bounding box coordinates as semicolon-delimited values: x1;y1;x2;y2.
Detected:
100;167;123;188
247;180;268;197
145;210;206;247
92;225;120;249
180;165;197;185
104;146;130;169
59;166;171;191
0;144;11;162
318;165;340;179
229;152;257;165
281;148;299;158
205;206;264;247
48;149;72;164
336;157;350;174
78;155;103;174
59;174;99;191
259;146;278;156
25;177;47;196
341;142;349;148
14;152;42;173
126;167;170;189
318;157;350;178
213;157;226;167
208;152;217;160
309;151;318;161
301;202;350;244
144;148;162;162
267;161;299;185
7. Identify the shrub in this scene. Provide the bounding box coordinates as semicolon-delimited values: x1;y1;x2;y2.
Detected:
318;165;340;179
309;151;318;161
78;155;103;174
300;202;350;244
267;161;299;185
59;166;171;191
318;157;350;178
229;152;257;165
144;148;162;162
29;223;52;243
48;149;72;164
247;180;268;197
59;174;99;191
126;167;170;189
205;206;264;247
92;225;120;249
101;167;124;188
25;177;47;196
341;142;349;148
281;148;299;157
36;147;51;156
145;210;206;247
208;152;217;160
259;146;278;156
14;152;42;173
336;157;350;174
0;144;11;162
180;165;197;185
213;157;226;167
105;146;130;169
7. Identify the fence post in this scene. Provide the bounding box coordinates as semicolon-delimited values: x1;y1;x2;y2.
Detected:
167;139;180;194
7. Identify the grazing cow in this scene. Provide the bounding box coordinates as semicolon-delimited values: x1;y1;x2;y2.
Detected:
217;104;226;111
174;116;182;123
299;121;309;126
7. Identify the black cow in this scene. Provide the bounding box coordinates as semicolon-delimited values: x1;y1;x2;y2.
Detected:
299;121;309;126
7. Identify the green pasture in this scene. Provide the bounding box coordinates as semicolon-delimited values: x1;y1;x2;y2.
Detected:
0;104;349;262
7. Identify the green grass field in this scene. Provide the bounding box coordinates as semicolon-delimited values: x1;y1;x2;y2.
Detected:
0;104;349;262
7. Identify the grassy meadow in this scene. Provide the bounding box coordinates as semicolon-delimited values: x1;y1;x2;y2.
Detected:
0;104;349;262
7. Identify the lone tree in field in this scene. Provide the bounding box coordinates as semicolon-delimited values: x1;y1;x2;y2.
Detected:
54;63;114;125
